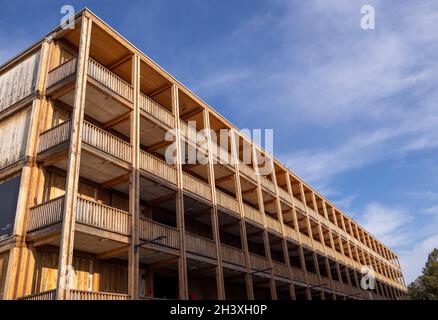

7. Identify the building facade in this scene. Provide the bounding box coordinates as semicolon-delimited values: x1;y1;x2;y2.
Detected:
0;9;407;300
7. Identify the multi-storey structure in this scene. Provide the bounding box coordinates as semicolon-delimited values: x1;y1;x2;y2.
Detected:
0;8;407;300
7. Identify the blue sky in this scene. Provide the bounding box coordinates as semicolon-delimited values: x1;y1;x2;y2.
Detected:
1;0;437;284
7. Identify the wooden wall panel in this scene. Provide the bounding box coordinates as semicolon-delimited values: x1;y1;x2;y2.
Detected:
0;51;40;112
0;108;31;169
0;251;9;299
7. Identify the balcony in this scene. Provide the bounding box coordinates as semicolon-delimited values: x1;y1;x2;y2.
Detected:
139;218;180;250
272;261;290;279
266;215;282;234
18;290;129;300
38;120;132;164
249;253;270;272
46;57;134;104
243;204;264;226
185;232;217;260
139;150;177;185
216;190;240;214
278;187;292;204
139;92;175;128
27;196;130;236
239;161;257;182
180;120;208;153
284;225;299;242
221;244;246;267
183;173;212;201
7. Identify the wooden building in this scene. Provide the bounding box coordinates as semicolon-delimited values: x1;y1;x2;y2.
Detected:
0;8;407;300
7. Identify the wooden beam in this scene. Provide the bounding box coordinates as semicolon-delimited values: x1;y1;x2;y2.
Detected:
146;140;172;152
103;111;131;129
146;257;179;269
187;208;212;219
242;187;258;195
215;174;235;185
181;108;203;121
147;83;172;98
107;54;132;71
96;245;129;260
101;174;130;189
147;193;176;206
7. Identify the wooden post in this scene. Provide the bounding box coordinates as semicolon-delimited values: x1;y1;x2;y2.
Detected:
172;84;188;299
128;54;140;300
56;14;92;300
230;131;254;300
202;109;225;299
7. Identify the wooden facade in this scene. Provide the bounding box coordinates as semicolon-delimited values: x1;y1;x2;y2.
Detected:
0;8;407;300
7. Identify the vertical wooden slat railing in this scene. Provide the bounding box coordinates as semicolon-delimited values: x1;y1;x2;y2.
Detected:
265;215;282;234
139;150;177;184
185;233;217;259
260;176;276;192
239;161;257;182
272;261;290;279
278;187;292;203
27;196;65;231
46;57;77;88
220;244;246;266
243;204;264;226
307;272;321;286
82;121;132;163
291;266;306;282
87;58;133;101
300;234;313;248
139;92;175;127
18;290;57;300
179;120;208;153
183;173;212;201
139;218;180;249
70;290;129;300
75;197;130;235
216;190;239;214
294;198;306;212
38;120;72;153
249;253;271;271
284;225;299;241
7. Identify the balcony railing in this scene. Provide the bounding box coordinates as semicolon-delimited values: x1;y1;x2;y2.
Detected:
179;120;208;153
216;190;239;214
243;204;264;226
294;198;306;212
272;261;290;279
70;290;129;300
18;290;57;300
284;225;298;241
278;187;292;203
239;161;257;182
27;196;65;231
301;234;313;247
76;197;130;235
307;272;320;286
82;121;132;163
291;266;306;282
139;150;177;184
249;253;270;271
139;92;175;127
38;120;71;153
313;240;325;254
185;233;217;259
87;58;133;102
46;58;77;88
220;244;245;266
266;215;282;234
260;176;276;193
183;173;212;201
139;218;180;250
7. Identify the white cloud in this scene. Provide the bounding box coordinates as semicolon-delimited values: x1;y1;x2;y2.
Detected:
358;202;413;248
398;234;438;284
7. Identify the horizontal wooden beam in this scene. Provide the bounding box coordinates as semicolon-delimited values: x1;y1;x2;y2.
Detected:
103;111;131;129
101;173;130;189
96;245;129;260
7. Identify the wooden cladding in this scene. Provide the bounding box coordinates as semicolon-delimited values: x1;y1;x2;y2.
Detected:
249;253;270;271
183;173;212;201
139;218;180;249
239;161;257;182
0;50;40;112
139;150;177;184
82;121;132;162
139;92;174;127
266;215;282;234
38;120;71;153
46;57;77;88
87;58;133;102
27;196;65;231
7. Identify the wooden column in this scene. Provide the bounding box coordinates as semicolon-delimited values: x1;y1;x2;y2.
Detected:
56;14;92;300
172;84;188;299
128;54;140;300
230;131;254;300
202;109;225;299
